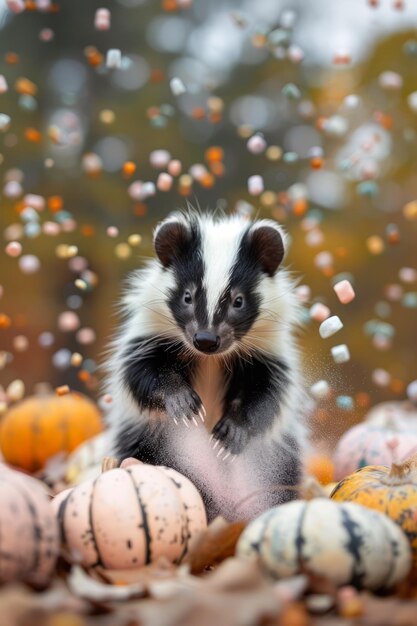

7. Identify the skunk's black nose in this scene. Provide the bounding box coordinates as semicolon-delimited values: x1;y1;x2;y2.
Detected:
193;331;220;353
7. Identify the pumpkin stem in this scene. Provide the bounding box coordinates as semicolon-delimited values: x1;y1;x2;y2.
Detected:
389;452;417;479
101;456;119;472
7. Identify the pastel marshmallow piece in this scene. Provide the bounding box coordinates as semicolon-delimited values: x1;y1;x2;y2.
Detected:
407;380;417;402
248;175;264;196
331;344;350;363
170;77;186;96
333;279;355;304
310;380;330;399
0;75;8;94
319;315;343;338
106;49;122;69
310;302;331;322
157;172;173;192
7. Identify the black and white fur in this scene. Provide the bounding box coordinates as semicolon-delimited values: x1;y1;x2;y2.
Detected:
104;211;307;521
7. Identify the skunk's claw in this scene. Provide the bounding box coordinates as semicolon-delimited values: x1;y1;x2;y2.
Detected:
165;387;203;427
216;446;225;458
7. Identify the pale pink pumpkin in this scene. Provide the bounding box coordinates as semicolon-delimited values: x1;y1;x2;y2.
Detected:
334;401;417;481
53;464;207;569
0;464;59;586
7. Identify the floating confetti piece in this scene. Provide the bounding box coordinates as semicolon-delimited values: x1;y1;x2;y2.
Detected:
247;134;266;154
6;379;25;402
56;385;70;396
18;254;40;274
336;395;354;410
403;200;417;220
5;242;22;257
372;368;391;387
95;8;111;30
170;77;186;96
157;172;173;191
58;311;80;332
6;0;25;14
106;49;122;69
0;76;8;94
107;226;119;238
378;71;403;91
407;380;417;402
150;149;171;168
0;114;11;131
282;83;301;100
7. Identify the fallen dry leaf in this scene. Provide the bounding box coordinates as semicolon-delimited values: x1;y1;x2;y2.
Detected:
102;557;287;626
68;566;145;602
184;516;247;574
356;593;417;626
203;556;267;592
300;476;329;500
0;580;91;626
94;557;200;599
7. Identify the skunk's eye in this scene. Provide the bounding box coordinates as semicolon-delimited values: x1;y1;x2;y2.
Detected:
184;290;192;305
232;295;244;309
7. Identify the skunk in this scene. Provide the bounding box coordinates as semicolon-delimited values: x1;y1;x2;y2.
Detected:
104;211;307;520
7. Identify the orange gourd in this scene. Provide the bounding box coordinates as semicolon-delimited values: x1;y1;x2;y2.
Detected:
0;393;103;472
331;453;417;566
306;453;334;485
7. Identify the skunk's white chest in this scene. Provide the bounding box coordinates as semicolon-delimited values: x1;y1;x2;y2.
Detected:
192;358;225;430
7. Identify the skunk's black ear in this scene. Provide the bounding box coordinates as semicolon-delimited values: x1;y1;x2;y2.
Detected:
153;215;190;268
248;220;285;277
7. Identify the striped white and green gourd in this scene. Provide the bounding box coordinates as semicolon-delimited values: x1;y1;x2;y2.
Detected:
237;498;411;590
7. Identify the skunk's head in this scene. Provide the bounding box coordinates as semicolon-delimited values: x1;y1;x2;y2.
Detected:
153;212;289;356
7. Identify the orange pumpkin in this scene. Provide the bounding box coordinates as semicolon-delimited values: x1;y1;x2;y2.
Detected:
306;453;334;485
331;453;417;566
0;393;103;472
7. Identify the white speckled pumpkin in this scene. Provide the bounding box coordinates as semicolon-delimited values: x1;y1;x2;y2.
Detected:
65;431;113;485
53;464;207;569
365;401;417;430
333;418;417;481
237;498;411;590
0;464;59;586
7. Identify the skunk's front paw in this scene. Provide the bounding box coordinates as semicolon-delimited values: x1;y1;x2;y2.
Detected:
165;387;205;427
211;413;250;458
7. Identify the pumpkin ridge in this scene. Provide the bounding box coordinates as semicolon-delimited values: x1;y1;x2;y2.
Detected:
0;476;30;579
10;479;42;577
126;468;152;565
56;490;72;547
88;477;105;568
294;502;308;564
164;474;190;564
339;506;366;588
373;509;397;589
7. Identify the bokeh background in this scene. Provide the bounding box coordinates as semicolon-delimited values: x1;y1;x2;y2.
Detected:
1;0;417;446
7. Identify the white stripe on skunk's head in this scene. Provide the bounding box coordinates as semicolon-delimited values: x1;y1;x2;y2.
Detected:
153;212;288;356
